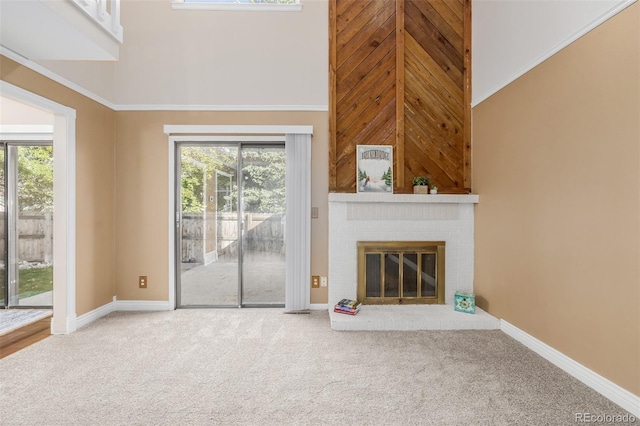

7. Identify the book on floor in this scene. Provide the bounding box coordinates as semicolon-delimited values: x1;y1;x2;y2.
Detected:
334;299;361;315
333;307;358;315
336;298;361;309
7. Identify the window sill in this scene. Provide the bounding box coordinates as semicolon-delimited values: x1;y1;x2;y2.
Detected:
171;2;303;12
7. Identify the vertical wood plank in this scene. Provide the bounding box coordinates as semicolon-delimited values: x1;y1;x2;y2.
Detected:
463;0;472;191
396;0;405;192
329;0;338;191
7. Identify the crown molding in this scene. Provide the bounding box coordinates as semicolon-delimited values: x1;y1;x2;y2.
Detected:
1;47;117;110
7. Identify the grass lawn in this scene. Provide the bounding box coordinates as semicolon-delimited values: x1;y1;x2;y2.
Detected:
18;266;53;298
0;265;53;301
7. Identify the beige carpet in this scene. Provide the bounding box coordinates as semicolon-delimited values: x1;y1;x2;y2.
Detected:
0;309;632;425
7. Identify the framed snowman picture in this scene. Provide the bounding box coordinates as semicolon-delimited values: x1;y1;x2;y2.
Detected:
356;145;393;193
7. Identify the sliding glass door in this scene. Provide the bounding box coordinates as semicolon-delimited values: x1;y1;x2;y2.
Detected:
1;143;54;308
176;143;285;307
240;146;286;305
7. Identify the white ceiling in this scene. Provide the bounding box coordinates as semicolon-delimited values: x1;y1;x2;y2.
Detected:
472;0;636;106
0;0;119;61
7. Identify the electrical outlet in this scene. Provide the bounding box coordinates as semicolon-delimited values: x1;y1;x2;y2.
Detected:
311;275;320;288
311;207;319;219
321;276;328;287
139;276;147;288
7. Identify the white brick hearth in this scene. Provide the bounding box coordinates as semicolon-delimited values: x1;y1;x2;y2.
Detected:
328;193;499;331
329;305;500;331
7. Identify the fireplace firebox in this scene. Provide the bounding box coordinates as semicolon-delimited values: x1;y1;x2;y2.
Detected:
357;241;445;305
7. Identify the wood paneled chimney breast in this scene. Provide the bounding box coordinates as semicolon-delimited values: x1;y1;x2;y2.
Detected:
329;0;472;194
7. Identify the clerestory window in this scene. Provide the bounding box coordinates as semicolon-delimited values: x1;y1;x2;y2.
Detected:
171;0;302;12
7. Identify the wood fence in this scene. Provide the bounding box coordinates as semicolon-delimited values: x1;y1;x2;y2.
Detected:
0;213;53;263
181;212;285;263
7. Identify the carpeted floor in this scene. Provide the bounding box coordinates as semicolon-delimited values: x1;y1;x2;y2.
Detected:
0;309;632;425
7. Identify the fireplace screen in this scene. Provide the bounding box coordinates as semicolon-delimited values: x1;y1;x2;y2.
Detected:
358;241;445;304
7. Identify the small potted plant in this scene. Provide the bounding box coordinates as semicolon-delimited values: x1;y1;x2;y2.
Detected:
412;176;430;194
430;185;438;194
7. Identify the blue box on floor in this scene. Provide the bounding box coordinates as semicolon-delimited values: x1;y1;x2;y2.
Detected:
454;291;475;314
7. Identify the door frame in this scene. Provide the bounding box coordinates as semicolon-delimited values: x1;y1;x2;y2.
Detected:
166;125;312;311
0;81;77;334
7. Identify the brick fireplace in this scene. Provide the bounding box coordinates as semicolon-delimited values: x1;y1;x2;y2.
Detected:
327;193;500;330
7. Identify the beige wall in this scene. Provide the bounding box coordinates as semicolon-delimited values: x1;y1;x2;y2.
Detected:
115;0;328;107
0;96;54;125
114;110;329;304
34;59;116;103
1;55;116;316
1;53;330;312
473;3;639;396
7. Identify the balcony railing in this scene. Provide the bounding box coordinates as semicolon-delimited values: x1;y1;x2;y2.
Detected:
72;0;123;42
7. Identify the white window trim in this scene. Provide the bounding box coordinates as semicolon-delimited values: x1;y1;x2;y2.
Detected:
164;125;312;135
0;125;53;141
170;135;284;142
171;0;302;12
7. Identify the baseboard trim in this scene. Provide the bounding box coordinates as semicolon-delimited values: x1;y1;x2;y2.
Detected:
501;320;640;417
73;299;171;330
75;300;116;330
114;300;173;311
309;304;328;310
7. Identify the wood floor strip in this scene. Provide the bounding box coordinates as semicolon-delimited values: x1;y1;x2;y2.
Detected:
0;316;51;359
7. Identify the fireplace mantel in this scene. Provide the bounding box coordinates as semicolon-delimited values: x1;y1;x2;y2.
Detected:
328;193;479;204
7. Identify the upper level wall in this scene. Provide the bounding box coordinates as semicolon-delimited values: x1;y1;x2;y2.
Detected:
6;0;635;111
472;0;636;106
114;0;328;108
33;59;116;104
